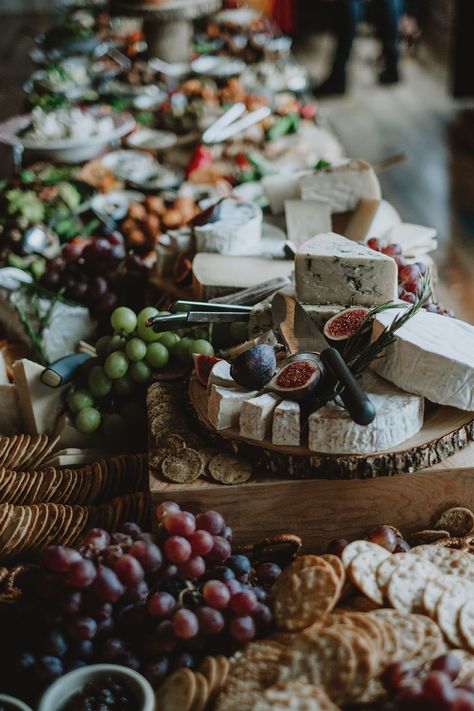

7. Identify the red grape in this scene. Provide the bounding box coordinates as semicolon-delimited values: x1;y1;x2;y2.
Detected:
394;536;411;553
367;237;383;251
153;620;177;655
452;692;474;711
163;511;196;537
156;501;181;519
431;654;461;681
203;580;230;609
67;559;97;588
225;579;242;595
229;615;256;643
382;243;402;256
164;536;192;564
401;291;417;304
83;529;110;551
394;255;408;270
229;590;257;615
128;540;163;572
327;538;349;557
67;615;97;641
172;609;199;639
41;546;81;573
60;590;82;615
147;591;176;618
120;522;142;538
92;567;125;603
381;662;417;692
422;671;456;708
179;555;206;579
196;606;225;634
101;637;126;660
122;580;149;604
143;658;170;685
207;536;231;563
223;525;233;542
188;530;214;556
256;562;282;586
251;602;272;629
196;511;225;535
114;555;145;586
368;525;397;552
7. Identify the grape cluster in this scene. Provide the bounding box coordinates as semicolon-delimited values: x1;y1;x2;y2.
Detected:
67;306;214;435
382;653;474;710
7;504;279;703
39;232;149;318
327;524;411;557
367;237;454;316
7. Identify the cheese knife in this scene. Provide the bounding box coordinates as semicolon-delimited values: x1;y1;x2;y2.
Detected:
271;292;376;426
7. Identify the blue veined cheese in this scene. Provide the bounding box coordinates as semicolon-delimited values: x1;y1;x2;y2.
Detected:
208;385;258;430
272;400;301;447
308;372;424;454
371;309;474;411
295;233;398;307
239;393;280;441
299;159;381;214
194;199;262;256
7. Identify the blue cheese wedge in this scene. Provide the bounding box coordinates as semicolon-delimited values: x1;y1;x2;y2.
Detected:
308;372;424;454
272;400;301;447
284;200;331;246
207;360;235;389
371;309;474;411
295;232;397;306
299;159;381;214
239;393;280;441
194;199;262;256
208;385;258;430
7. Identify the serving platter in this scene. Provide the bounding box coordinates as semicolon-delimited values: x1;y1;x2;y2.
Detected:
187;375;474;479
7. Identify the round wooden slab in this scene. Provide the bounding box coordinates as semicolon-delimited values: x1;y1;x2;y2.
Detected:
187;376;474;479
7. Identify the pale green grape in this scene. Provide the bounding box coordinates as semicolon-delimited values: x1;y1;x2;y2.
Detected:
192;339;214;357
158;332;180;351
129;361;151;383
102;413;127;439
125;337;147;362
137;321;162;343
113;374;134;397
68;389;94;415
174;337;194;365
95;336;111;359
88;366;112;398
108;333;127;352
111;306;137;334
104;351;129;380
137;306;159;326
75;406;101;434
146;343;169;369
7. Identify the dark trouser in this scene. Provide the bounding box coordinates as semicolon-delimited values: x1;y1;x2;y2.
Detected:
332;0;404;76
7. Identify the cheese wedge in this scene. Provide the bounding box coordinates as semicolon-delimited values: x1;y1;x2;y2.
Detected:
344;199;401;243
308;372;424;454
284;199;331;246
272;400;300;447
261;172;306;214
372;309;474;411
239;393;280;441
384;223;437;258
0;384;24;435
208;385;258;430
194;199;262;256
13;359;69;436
299;159;381;214
295;233;398;306
207;360;235;389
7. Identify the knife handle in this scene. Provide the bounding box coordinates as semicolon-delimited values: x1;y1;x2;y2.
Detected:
320;348;376;426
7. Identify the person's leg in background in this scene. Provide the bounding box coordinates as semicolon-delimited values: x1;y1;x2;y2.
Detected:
376;0;404;83
314;0;360;96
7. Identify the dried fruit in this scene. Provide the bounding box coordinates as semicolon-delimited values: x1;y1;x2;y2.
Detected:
323;307;370;342
267;358;321;400
230;344;276;389
193;354;222;387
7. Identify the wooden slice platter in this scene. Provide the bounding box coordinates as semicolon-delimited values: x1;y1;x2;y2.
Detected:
187;375;474;479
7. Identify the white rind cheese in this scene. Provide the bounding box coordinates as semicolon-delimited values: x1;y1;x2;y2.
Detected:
208;385;258;430
299;159;381;214
308;372;424;454
261;172;307;214
284;199;331;246
384;223;437;258
194;199;262;256
295;232;398;306
272;400;301;447
239;392;280;441
207;360;235;389
371;309;474;411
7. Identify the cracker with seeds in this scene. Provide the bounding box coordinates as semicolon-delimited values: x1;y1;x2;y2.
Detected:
161;449;204;483
208;453;252;485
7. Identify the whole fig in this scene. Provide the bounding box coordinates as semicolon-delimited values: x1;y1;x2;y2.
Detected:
230;344;276;389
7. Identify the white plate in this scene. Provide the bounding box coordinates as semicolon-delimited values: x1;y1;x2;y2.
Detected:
100;149;155;180
126;127;177;151
191;55;245;78
214;7;261;25
91;190;145;221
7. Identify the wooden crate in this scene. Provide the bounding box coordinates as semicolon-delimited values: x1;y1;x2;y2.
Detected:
150;444;474;552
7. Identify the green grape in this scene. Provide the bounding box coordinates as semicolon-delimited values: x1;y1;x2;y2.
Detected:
171;303;189;313
158;332;180;351
229;321;249;344
146;342;169;369
68;389;94;415
121;401;145;429
88;366;112;398
174;337;194;365
108;333;127;352
192;339;214;357
104;351;129;380
137;306;159;326
111;306;137;334
113;374;134;397
129;360;151;383
75;406;101;434
125;337;147;362
95;335;111;359
137;321;162;343
102;413;127;439
191;327;209;340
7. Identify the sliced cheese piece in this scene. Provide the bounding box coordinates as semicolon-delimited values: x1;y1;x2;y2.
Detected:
384;223;437;258
250;288;344;337
208;385;258;430
194;199;262;256
13;359;69;436
344;199;402;243
207;360;235;389
299;159;381;214
192;254;294;300
239;392;280;441
272;399;300;447
371;309;474;411
261;172;306;214
308;372;424;454
0;384;23;435
284;199;331;246
295;232;398;306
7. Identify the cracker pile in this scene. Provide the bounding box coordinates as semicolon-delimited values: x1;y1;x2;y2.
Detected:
148;382;252;486
0;453;148;506
0;434;60;472
156;655;230;711
0;490;148;562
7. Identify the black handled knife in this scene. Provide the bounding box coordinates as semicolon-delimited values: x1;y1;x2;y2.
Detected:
271;292;376;426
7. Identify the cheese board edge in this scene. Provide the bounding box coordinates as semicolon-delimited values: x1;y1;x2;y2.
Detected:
186;375;474;480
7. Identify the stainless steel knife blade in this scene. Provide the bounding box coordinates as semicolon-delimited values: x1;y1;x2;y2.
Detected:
293;302;329;354
271;291;299;354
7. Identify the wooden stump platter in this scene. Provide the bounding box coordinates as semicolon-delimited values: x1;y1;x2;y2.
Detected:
187;376;474;479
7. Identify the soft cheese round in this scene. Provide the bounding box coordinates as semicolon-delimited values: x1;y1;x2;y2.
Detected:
194;199;262;256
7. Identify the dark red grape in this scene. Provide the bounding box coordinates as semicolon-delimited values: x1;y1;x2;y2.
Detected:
223;525;233;542
327;539;349;557
114;554;145;586
60;590;82;615
88;275;108;299
43;630;68;658
164;536;192;564
382;243;402;256
101;637;126;661
196;511;225;535
179;555;206;579
121;579;149;604
62;242;84;262
40;271;61;290
381;662;417;691
225;579;242;595
172;609;199;639
368;525;397;552
107;231;125;247
163;511;196;537
67;615;97;641
96;291;119;314
256;562;282;585
67;559;96;588
83;529;110;551
207;536;231;564
128;540;162;572
229;615;255;643
422;671;456;709
92;567;125;603
156;502;181;520
188;530;214;556
431;654;461;681
452;692;474;711
196;606;225;634
153;620;177;655
229;590;257;615
41;545;81;573
143;657;169;686
147;591;176;618
72;639;95;661
203;580;230;609
120;522;142;538
394;536;411;553
251;602;272;629
367;237;382;251
252;585;267;602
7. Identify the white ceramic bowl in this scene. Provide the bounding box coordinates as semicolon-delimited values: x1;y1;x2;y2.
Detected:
38;664;155;711
0;694;33;711
0;109;135;164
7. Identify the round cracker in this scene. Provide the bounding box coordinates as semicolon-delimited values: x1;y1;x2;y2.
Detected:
341;540;381;569
410;544;473;577
191;671;208;711
208;453;252;485
273;563;339;632
386;557;440;613
369;609;425;662
436;588;474;647
422;577;450;618
410;613;447;664
161;449;204;483
348;548;390;605
156;667;196;711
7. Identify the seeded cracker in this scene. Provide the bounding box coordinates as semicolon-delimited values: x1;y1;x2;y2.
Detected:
161;450;204;483
208;453;252;485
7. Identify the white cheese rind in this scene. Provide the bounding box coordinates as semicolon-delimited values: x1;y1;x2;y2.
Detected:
299;159;381;214
308;372;424;454
207;360;235;389
272;399;301;446
194;199;262;256
295;232;398;306
371;309;474;411
284;199;331;246
239;393;280;441
208;385;258;430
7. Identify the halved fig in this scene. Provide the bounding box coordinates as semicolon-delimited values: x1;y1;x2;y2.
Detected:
323;306;370;342
267;357;322;400
193;354;222;386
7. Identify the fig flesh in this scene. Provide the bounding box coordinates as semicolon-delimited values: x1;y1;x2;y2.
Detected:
193;353;222;386
323;306;370;342
267;357;322;400
230;344;276;389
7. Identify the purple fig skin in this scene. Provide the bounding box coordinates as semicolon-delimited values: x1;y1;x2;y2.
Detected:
230;344;276;389
323;307;370;342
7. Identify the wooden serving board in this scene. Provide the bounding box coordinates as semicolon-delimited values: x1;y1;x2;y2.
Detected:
187;376;474;479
